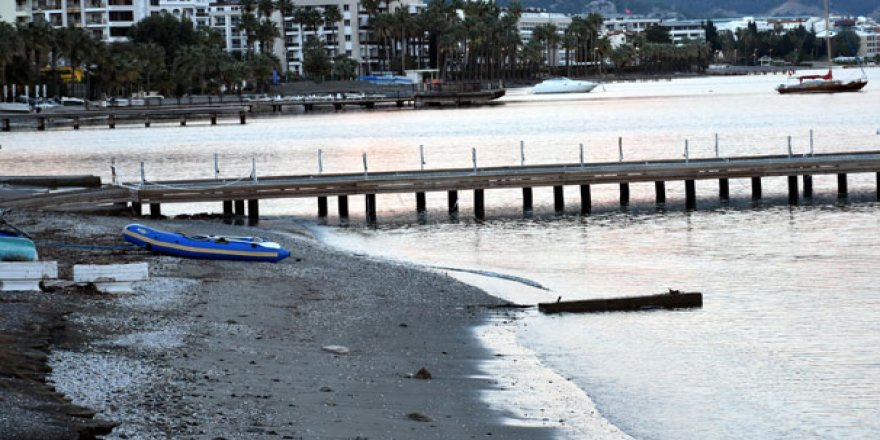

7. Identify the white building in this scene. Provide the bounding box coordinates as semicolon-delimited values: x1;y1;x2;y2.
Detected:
516;11;572;66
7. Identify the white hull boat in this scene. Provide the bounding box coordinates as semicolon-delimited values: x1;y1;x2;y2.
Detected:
532;77;598;94
0;102;31;113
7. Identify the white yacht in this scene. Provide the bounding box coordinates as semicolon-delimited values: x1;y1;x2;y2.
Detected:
532;77;599;94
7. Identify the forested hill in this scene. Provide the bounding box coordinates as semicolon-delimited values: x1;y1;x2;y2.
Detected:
501;0;880;19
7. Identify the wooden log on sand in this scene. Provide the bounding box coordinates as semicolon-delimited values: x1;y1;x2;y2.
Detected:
538;290;702;314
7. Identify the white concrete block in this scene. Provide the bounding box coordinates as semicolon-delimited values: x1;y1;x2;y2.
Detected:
0;261;58;291
73;263;149;293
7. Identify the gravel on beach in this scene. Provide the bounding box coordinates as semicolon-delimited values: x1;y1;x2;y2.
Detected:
0;209;558;439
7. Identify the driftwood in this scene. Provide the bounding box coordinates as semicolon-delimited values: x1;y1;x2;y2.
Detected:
538;290;702;314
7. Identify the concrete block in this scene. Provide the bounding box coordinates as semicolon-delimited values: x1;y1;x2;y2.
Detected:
0;261;58;291
73;262;149;293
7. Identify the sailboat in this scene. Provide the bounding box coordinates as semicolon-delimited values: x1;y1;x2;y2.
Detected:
776;0;868;94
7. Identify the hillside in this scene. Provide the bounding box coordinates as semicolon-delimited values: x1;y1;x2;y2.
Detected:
506;0;880;19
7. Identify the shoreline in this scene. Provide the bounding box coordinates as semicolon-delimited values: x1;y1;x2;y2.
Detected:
0;209;559;439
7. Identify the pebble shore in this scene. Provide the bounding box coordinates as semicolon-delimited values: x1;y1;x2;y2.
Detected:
0;210;557;439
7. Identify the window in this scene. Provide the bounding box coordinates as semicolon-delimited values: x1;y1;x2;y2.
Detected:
343;19;349;26
345;35;351;41
343;5;349;11
109;26;128;37
109;10;133;21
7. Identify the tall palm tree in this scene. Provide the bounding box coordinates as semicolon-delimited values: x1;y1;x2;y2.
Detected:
18;20;54;86
0;22;23;90
372;12;395;72
275;0;295;74
257;0;275;19
134;42;165;93
256;19;280;54
360;0;383;74
323;5;342;58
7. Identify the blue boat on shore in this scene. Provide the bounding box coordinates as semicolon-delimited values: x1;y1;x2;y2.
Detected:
122;224;290;263
0;231;38;262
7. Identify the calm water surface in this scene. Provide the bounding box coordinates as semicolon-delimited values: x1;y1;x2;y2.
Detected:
3;70;880;439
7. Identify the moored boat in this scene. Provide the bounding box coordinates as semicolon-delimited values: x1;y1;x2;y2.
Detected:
776;0;868;94
532;77;599;94
122;224;290;262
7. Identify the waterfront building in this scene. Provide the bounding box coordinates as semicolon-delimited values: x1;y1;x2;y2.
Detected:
517;10;572;66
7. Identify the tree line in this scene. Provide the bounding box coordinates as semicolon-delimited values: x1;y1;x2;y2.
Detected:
4;0;869;100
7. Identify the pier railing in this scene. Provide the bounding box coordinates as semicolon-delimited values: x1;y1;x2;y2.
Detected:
3;150;880;224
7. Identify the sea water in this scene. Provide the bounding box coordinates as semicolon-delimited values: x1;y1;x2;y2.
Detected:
3;69;880;439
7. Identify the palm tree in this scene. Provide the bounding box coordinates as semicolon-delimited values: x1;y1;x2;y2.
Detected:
18;20;53;86
0;22;23;90
532;23;559;71
237;12;260;57
134;43;165;93
372;12;395;72
256;19;280;54
257;0;275;19
323;5;342;58
360;0;383;74
275;0;295;75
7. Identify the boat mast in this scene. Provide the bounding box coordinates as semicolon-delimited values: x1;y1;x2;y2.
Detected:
824;0;832;65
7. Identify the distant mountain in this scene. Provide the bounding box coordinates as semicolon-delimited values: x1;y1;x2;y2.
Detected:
505;0;880;19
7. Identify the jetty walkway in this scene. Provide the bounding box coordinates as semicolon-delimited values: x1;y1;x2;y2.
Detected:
3;150;879;224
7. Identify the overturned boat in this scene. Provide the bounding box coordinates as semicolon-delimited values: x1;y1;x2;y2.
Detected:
122;224;290;263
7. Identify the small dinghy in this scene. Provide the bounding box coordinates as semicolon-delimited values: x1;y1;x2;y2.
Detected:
0;231;38;262
0;220;38;262
122;224;290;262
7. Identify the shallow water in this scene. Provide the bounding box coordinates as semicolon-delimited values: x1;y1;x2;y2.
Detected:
6;69;880;438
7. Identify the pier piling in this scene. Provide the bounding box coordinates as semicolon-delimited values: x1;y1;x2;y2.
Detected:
655;181;666;204
751;177;762;200
685;180;696;210
234;200;245;216
416;192;426;215
37;117;45;131
620;183;630;207
145;116;151;127
448;190;458;216
150;203;161;219
522;187;533;214
365;194;377;223
838;173;848;199
108;115;115;129
180;116;186;126
719;178;729;202
73;117;80;130
223;200;233;216
239;111;246;124
554;185;564;214
317;196;328;217
787;176;799;205
474;189;485;220
803;175;813;199
211;114;217;125
2;119;9;132
130;202;142;216
580;185;591;215
247;199;259;225
338;195;349;219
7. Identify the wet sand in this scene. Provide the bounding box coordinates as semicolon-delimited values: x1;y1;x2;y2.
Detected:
0;209;557;439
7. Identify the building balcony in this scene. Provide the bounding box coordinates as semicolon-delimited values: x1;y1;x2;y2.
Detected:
85;0;106;8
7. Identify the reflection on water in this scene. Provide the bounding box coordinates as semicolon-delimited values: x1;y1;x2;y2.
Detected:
322;204;880;439
3;72;880;438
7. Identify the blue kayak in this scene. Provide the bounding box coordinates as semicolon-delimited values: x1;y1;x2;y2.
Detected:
122;224;290;262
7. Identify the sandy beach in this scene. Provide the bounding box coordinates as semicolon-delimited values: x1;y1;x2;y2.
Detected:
0;209;559;439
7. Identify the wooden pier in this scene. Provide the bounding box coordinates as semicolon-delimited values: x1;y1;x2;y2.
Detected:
0;104;250;131
3;150;880;225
